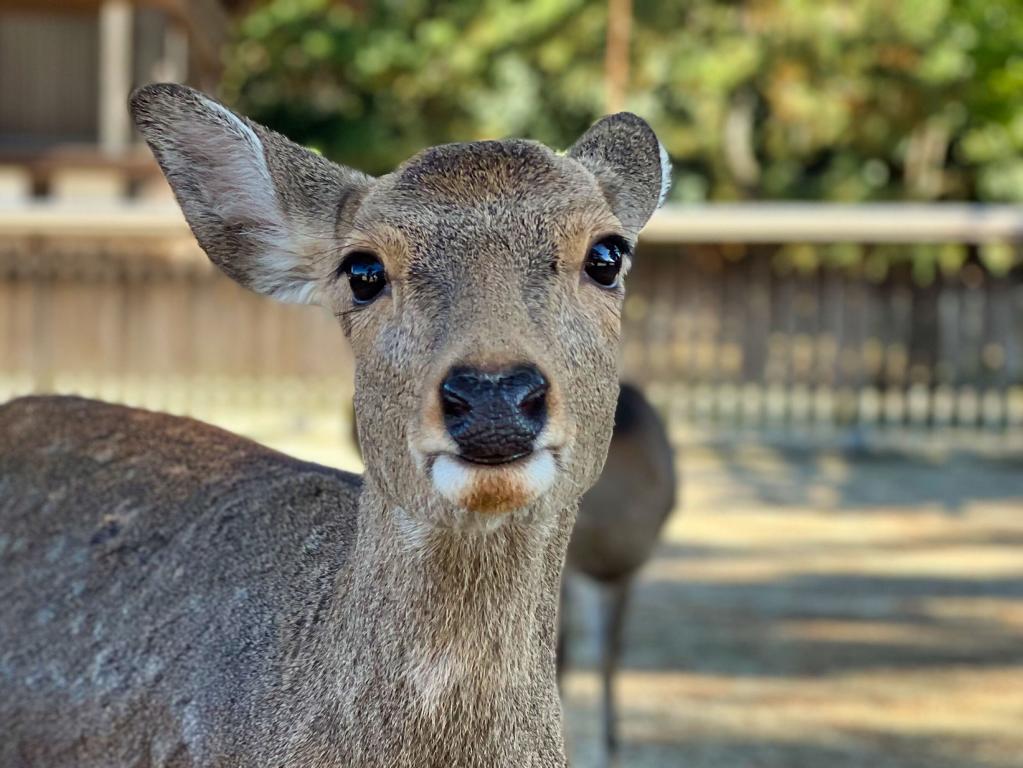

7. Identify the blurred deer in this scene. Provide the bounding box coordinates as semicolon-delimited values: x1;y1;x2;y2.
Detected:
0;84;671;766
558;382;677;768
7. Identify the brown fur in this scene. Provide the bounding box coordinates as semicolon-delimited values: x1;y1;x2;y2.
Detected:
0;84;669;767
559;383;677;767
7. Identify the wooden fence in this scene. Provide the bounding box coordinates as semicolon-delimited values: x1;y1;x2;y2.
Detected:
0;233;353;424
1;203;1022;449
623;243;1023;446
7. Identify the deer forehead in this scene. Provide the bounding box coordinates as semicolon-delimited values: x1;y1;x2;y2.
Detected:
348;142;619;273
390;139;595;196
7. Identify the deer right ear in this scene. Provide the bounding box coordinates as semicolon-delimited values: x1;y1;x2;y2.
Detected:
130;84;372;305
568;112;671;234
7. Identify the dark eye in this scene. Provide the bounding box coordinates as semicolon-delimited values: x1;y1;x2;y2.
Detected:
584;237;628;288
340;252;388;304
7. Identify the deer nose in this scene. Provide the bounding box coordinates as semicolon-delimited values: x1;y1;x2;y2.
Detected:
439;365;549;464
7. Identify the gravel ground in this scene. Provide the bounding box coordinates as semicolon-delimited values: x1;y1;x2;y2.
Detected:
561;445;1023;768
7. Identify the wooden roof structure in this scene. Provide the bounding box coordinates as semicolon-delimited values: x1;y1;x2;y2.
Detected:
0;0;237;78
0;0;245;186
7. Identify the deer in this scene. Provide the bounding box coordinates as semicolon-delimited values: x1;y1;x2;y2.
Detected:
558;382;677;768
0;83;671;767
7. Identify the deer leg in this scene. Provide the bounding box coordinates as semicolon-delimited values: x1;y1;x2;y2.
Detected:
598;578;630;768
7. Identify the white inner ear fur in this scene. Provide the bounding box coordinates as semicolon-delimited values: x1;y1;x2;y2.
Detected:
657;141;673;209
186;96;318;305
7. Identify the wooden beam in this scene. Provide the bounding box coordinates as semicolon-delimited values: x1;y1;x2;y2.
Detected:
641;203;1023;245
99;0;133;155
604;0;632;114
0;146;160;176
0;201;190;239
2;202;1022;246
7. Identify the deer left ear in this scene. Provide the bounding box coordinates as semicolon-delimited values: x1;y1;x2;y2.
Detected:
130;83;373;305
568;112;671;233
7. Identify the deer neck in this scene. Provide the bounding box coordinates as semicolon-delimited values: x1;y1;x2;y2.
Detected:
348;476;572;689
304;477;574;765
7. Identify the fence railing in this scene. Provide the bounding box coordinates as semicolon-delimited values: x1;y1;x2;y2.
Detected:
626;204;1023;448
1;201;1022;449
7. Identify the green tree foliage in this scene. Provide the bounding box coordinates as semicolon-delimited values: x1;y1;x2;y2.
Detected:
224;0;1023;202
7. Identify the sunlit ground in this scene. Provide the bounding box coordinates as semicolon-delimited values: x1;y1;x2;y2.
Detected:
562;445;1023;768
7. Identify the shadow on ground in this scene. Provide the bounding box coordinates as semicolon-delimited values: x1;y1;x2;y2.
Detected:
562;445;1023;768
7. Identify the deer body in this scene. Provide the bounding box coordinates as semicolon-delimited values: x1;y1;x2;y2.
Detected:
559;383;677;766
569;383;675;582
1;397;569;766
0;85;669;766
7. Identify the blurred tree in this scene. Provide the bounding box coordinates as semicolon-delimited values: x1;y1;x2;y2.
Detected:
223;0;608;175
223;0;1023;203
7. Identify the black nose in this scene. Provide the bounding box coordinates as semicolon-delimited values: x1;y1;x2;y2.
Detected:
440;364;549;465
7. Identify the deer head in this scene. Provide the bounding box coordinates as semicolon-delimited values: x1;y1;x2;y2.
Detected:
130;84;669;530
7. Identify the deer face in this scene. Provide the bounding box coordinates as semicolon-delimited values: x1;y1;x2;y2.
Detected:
131;85;669;524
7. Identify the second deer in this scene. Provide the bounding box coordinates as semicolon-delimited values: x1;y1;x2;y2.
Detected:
559;382;677;767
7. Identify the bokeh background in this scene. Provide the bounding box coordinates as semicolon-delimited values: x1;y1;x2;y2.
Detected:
1;1;1022;766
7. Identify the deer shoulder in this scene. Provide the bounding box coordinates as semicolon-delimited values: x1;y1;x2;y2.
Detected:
0;395;359;764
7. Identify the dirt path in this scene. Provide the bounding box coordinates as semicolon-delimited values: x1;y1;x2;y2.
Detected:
562;445;1023;768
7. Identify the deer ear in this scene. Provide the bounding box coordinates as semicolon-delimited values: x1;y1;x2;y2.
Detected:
568;112;671;233
130;83;372;305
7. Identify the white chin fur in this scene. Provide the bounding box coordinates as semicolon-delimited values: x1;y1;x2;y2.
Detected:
431;454;473;501
431;450;557;511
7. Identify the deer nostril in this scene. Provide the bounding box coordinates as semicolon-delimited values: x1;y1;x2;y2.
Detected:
440;382;473;420
518;381;548;422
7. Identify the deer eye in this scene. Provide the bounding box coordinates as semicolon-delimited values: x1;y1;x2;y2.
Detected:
584;237;628;288
340;252;388;304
